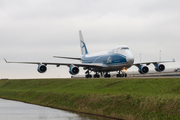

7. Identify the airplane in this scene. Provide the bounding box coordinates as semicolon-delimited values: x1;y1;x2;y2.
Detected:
4;30;175;78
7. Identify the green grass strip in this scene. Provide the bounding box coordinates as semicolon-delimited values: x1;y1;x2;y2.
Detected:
0;78;180;120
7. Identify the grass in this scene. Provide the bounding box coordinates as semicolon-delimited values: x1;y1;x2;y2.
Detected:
0;78;180;120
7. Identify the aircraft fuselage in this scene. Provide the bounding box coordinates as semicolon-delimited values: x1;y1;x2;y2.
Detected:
81;45;134;72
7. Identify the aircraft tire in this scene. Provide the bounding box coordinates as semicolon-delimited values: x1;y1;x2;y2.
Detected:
104;74;108;78
97;74;100;78
94;74;100;78
94;74;97;78
104;74;111;78
125;73;127;77
86;74;92;78
116;74;121;77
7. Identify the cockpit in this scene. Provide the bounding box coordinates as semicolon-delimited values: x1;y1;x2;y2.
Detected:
108;46;130;54
121;47;129;50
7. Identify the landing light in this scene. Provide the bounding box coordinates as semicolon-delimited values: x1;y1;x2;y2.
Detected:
122;68;127;73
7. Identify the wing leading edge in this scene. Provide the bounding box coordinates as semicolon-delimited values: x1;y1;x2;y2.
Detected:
4;58;103;68
133;59;175;67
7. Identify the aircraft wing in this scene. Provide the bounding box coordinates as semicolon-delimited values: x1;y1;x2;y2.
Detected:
133;59;175;67
4;58;103;68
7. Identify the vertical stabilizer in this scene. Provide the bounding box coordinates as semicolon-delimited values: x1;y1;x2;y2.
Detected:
79;30;88;55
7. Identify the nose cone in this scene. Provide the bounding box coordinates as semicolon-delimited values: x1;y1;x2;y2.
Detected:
127;52;134;65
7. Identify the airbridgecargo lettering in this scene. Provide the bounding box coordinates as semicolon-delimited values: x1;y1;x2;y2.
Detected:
4;30;175;78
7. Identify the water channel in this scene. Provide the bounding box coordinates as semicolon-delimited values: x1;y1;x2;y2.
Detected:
0;98;114;120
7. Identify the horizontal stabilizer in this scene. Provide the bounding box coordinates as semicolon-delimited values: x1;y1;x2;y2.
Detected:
53;56;81;60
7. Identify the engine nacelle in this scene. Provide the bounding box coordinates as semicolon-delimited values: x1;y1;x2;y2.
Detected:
139;66;149;74
155;64;165;72
37;64;47;73
69;66;79;75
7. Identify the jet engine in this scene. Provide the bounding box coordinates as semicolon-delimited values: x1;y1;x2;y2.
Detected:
37;64;47;73
69;66;79;75
155;64;165;72
139;66;149;74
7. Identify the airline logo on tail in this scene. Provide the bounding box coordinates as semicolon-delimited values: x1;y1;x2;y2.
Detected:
79;30;88;55
80;40;88;55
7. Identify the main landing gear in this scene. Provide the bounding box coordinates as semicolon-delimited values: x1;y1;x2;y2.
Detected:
116;71;127;77
85;70;92;78
104;72;111;78
85;70;100;78
94;72;100;78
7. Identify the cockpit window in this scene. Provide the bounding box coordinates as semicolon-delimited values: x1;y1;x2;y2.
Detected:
121;47;129;50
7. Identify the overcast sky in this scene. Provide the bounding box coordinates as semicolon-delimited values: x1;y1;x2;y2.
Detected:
1;0;180;79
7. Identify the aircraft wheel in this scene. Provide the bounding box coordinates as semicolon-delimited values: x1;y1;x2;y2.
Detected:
94;74;100;78
86;74;92;78
94;74;97;78
108;74;111;78
104;74;110;78
125;73;127;77
116;74;120;77
94;74;96;78
97;74;100;78
121;74;124;77
104;74;107;78
85;75;89;78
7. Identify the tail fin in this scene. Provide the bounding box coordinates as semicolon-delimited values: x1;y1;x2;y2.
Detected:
79;30;88;55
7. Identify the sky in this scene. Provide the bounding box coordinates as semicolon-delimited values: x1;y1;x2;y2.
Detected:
1;0;180;79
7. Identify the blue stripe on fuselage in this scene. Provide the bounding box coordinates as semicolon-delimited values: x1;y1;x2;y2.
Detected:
81;53;127;66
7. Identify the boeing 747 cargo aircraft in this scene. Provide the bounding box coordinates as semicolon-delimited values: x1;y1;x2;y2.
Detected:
4;30;175;78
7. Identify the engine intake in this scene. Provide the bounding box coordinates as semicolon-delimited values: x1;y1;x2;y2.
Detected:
139;66;149;74
69;66;79;75
155;64;165;72
37;64;47;73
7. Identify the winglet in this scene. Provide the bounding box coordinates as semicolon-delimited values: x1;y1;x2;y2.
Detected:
4;58;8;63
